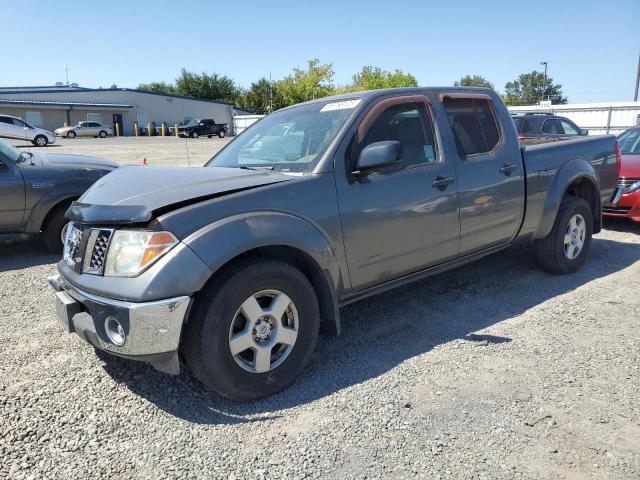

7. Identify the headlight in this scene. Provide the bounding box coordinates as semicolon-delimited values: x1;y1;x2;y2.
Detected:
104;230;178;277
626;181;640;193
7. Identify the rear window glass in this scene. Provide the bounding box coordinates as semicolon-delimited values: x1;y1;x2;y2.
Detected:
618;129;640;154
443;98;501;157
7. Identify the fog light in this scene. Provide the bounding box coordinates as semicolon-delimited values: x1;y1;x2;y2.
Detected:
104;317;126;347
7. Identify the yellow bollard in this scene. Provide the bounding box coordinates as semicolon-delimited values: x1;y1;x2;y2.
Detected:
161;123;166;137
134;122;139;137
147;122;152;136
64;122;68;128
115;122;120;137
174;124;179;137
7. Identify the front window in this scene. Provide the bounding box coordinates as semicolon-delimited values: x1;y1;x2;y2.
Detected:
560;119;579;135
208;99;360;174
618;129;640;154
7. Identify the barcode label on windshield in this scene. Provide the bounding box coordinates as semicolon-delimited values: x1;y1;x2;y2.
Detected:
320;99;362;112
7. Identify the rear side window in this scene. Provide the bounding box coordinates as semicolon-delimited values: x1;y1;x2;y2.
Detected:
443;98;501;157
512;117;523;132
541;119;562;134
521;117;538;134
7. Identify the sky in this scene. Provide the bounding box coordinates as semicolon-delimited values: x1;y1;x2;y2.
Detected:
2;0;639;103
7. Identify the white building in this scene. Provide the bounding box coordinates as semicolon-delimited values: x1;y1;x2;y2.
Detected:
0;85;251;136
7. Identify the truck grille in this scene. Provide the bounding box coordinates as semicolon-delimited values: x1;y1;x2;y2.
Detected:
82;228;114;275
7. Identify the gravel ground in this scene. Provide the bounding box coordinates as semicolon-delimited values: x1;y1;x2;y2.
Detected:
1;217;639;480
9;136;232;167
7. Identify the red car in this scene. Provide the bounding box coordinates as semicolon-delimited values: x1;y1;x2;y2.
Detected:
603;126;640;221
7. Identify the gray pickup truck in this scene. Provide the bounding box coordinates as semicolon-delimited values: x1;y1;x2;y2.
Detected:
0;140;118;252
48;88;619;400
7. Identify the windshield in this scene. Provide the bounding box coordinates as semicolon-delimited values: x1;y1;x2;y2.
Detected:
0;139;21;163
208;99;360;173
618;128;640;154
184;119;200;127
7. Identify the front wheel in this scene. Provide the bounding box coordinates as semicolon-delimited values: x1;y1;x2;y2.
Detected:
42;206;69;254
67;131;76;138
183;259;320;400
33;135;48;147
190;131;199;139
535;196;593;274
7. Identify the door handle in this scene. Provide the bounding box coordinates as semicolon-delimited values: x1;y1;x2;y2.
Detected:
432;176;455;190
500;163;517;175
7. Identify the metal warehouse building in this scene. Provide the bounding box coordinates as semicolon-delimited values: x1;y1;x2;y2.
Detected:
0;85;246;136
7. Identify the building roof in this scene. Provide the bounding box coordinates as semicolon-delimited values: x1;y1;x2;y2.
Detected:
0;99;133;109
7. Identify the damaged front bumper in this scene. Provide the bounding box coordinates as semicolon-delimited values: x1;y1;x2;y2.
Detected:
48;274;191;375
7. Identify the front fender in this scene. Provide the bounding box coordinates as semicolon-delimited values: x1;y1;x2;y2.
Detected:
534;158;599;239
184;211;342;291
25;188;84;233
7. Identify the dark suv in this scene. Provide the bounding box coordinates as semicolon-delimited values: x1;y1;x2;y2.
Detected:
177;119;228;139
512;113;588;145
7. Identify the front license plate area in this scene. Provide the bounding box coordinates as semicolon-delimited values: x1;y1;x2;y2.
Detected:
55;291;81;333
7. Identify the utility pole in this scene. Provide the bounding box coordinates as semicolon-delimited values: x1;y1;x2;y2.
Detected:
634;52;639;102
540;61;548;102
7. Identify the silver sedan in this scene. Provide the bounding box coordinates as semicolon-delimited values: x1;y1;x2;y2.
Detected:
55;122;113;138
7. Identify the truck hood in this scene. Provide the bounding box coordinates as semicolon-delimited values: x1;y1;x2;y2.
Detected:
620;154;640;178
67;166;293;224
40;152;119;170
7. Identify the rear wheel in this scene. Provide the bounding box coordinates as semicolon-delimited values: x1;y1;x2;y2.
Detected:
535;196;593;274
42;205;70;254
183;259;320;400
67;131;76;139
99;130;107;138
218;130;226;138
33;135;48;147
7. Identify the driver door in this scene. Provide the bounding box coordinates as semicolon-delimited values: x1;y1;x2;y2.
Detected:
0;156;25;230
335;96;461;291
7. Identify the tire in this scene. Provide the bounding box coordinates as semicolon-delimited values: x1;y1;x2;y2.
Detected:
207;135;213;138
183;259;320;400
535;196;593;274
99;130;107;138
218;130;226;138
67;131;76;139
33;135;48;147
190;131;199;139
42;205;70;254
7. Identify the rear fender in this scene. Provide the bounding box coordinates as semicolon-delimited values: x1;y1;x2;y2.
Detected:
183;211;343;334
534;158;599;239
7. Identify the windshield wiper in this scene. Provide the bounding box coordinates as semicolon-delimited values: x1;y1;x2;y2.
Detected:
239;165;274;171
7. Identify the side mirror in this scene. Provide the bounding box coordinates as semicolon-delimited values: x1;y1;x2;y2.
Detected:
579;128;588;136
353;141;401;175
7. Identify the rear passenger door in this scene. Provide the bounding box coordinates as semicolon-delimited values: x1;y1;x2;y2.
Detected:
336;96;461;291
440;94;524;254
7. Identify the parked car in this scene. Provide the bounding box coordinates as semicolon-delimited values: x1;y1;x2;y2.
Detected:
0;114;56;147
0;139;118;252
48;87;618;400
177;118;228;138
602;126;640;221
512;113;588;145
54;122;113;138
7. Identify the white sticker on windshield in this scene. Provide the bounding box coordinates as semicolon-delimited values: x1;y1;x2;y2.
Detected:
320;99;362;112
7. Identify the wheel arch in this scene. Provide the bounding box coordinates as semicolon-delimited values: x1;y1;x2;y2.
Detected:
534;158;601;239
26;193;79;233
183;212;345;336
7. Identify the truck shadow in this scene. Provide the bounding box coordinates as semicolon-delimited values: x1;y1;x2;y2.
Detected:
99;235;640;424
0;236;59;272
603;217;640;234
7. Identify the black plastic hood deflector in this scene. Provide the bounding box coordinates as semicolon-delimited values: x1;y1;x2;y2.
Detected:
66;165;293;225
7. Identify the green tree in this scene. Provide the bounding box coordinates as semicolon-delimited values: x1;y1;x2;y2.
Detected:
349;66;418;91
238;78;283;114
503;71;567;106
454;75;494;89
276;59;335;106
175;69;241;103
136;81;176;94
